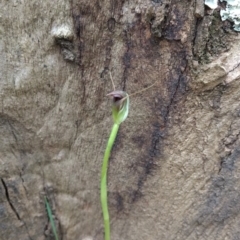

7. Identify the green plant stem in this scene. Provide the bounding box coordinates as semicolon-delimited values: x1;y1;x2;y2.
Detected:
101;123;120;240
44;196;59;240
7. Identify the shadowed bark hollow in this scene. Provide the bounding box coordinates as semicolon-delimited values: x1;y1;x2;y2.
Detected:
1;0;240;239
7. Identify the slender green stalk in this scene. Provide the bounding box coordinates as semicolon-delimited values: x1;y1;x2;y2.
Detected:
101;79;155;239
101;90;129;240
44;196;59;240
101;123;119;240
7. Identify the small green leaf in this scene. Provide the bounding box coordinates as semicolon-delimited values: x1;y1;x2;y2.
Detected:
45;197;59;240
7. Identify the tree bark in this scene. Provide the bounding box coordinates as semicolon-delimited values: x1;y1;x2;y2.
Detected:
1;0;240;239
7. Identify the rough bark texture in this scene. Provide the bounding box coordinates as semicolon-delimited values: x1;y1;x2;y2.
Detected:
1;0;240;240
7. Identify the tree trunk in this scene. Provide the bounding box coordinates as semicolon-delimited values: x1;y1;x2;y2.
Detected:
1;0;240;239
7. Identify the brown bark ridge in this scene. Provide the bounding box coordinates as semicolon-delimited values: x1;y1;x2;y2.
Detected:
1;0;240;239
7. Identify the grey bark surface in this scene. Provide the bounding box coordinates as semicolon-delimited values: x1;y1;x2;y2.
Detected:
1;0;240;240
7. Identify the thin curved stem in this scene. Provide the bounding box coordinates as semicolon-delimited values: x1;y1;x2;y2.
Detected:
101;123;120;240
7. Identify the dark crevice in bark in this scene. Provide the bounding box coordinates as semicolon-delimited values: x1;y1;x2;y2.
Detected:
130;56;188;204
203;149;240;230
130;126;162;204
228;61;240;74
107;17;116;32
164;72;185;123
192;17;202;57
134;80;184;203
1;178;21;221
219;129;240;174
122;28;132;91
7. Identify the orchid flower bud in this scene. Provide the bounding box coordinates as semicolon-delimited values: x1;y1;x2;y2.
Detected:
107;90;129;125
